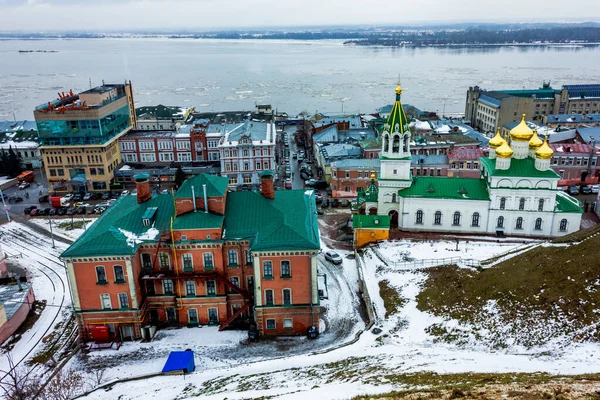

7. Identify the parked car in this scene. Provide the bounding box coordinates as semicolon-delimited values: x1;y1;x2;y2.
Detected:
66;207;75;216
72;193;83;202
331;199;340;208
63;194;74;202
111;192;121;199
48;208;57;216
38;195;49;203
24;205;38;215
591;185;600;194
581;185;592;194
568;185;579;195
9;195;23;203
40;208;51;216
121;190;130;196
18;182;30;190
94;206;106;214
76;207;87;215
321;198;329;208
101;192;110;200
57;207;67;216
29;208;40;216
324;250;343;265
87;207;97;214
83;192;93;201
340;199;350;207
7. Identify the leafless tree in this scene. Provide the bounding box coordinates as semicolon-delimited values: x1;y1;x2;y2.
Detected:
42;368;84;400
0;353;41;400
87;367;106;391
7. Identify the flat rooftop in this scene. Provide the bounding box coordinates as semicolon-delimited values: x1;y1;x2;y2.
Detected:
80;84;123;95
0;282;33;320
122;130;183;139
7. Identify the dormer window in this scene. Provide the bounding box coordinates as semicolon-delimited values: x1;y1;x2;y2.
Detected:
142;207;158;227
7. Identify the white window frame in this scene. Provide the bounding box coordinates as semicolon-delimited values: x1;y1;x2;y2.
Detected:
100;293;112;309
140;153;156;163
283;318;293;329
188;308;198;324
182;253;194;271
158;141;173;150
159;152;174;162
139;141;155;151
118;292;129;308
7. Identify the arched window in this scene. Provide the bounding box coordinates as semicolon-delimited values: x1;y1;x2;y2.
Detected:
383;134;389;152
471;212;480;227
391;193;397;203
497;216;504;228
538;199;544;211
535;218;543;230
559;219;568;232
392;135;400;153
515;217;523;229
452;212;461;226
519;198;525;211
434;211;442;225
415;210;423;225
403;135;409;153
499;197;506;210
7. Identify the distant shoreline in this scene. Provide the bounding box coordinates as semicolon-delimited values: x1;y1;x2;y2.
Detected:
18;50;58;53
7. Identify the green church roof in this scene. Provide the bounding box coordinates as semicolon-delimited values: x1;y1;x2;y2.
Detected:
554;193;583;213
61;193;175;258
383;87;410;135
480;157;560;179
223;190;320;251
176;173;229;199
398;176;490;201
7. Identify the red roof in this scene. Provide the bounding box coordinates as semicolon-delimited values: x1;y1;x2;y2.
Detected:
549;143;594;154
448;147;485;160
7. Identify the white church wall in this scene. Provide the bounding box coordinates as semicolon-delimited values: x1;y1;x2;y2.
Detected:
399;198;490;233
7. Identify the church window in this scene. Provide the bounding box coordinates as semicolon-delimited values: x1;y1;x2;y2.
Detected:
497;216;504;228
383;134;389;152
535;218;543;230
519;198;525;211
499;197;506;210
434;211;442;225
393;169;397;175
391;193;397;203
538;199;544;211
392;135;400;153
415;210;423;225
559;219;568;232
515;217;523;229
452;212;461;226
471;212;480;227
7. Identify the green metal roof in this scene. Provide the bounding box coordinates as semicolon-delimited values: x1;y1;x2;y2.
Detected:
554;193;583;213
176;173;229;199
480;157;560;179
399;176;490;201
173;211;224;230
61;194;175;258
353;214;390;229
384;91;409;135
223;190;320;251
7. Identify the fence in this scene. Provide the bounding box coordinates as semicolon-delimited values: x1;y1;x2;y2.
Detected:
371;246;480;270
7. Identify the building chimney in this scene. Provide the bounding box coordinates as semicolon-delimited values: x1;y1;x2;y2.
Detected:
259;171;275;199
134;174;151;204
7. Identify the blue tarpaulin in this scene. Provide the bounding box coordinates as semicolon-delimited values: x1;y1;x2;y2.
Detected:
162;351;195;373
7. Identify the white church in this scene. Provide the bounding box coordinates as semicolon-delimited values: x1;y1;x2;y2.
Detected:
357;85;583;238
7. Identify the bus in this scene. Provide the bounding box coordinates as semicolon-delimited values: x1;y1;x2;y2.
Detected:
17;171;35;184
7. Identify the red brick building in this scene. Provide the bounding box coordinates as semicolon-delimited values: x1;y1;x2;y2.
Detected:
447;148;485;178
119;130;193;164
61;172;321;341
331;159;381;198
549;143;600;185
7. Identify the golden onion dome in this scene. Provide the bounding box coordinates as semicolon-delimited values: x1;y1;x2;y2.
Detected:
529;129;543;149
535;139;554;160
395;84;402;95
489;127;506;149
510;114;534;141
496;140;514;159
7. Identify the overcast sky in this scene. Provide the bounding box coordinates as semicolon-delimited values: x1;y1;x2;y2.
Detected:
0;0;598;31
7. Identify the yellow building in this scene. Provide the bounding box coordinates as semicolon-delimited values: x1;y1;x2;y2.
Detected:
353;214;390;248
34;82;136;193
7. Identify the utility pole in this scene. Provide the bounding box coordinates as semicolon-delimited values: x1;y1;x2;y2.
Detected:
0;188;10;222
588;138;596;178
82;215;87;231
48;213;55;248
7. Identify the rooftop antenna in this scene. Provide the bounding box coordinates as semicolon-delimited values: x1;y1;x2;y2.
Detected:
89;77;92;89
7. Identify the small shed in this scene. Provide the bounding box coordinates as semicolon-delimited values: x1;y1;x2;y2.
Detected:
162;351;195;373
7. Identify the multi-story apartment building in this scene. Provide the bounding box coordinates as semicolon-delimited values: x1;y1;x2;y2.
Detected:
218;121;276;188
465;83;600;136
447;148;485;178
61;172;320;340
119;130;193;165
331;159;381;198
0;121;42;169
34;83;136;192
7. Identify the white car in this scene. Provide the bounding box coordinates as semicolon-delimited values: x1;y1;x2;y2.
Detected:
63;194;74;201
122;189;130;196
591;185;599;194
324;251;343;265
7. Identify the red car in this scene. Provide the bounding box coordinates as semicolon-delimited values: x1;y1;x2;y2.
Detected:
29;208;40;216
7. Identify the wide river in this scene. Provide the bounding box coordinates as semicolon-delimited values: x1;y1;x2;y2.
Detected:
1;38;600;120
